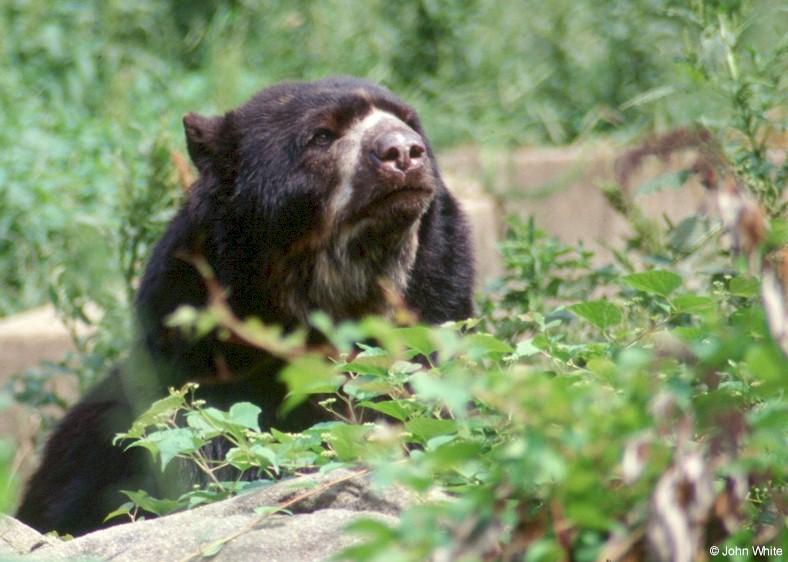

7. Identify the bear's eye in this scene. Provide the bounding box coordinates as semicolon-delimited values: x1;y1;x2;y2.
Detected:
309;128;337;147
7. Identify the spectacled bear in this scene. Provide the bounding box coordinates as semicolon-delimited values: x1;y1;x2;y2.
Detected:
16;77;474;536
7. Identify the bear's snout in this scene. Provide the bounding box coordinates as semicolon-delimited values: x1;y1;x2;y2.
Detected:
370;128;426;179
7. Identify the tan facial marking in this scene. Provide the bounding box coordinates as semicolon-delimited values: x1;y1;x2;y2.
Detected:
330;107;412;216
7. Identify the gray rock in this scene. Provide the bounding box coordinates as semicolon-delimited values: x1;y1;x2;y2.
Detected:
5;469;405;562
0;515;59;556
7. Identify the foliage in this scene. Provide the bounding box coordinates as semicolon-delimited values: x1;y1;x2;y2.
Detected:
662;0;788;215
0;0;785;316
1;1;786;559
0;439;16;515
112;202;786;559
4;131;182;433
102;16;787;544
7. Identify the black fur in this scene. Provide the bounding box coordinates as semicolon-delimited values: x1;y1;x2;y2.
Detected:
16;77;474;536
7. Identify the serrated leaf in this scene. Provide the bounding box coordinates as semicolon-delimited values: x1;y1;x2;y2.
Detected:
228;402;262;431
118;384;194;440
622;270;682;297
134;427;204;470
568;300;622;330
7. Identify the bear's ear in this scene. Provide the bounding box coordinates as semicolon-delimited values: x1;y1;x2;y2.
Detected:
183;112;225;173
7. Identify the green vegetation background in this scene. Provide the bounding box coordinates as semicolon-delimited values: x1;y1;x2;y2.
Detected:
0;2;786;558
0;0;783;317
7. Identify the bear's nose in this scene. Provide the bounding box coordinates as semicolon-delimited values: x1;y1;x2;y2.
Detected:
371;129;426;176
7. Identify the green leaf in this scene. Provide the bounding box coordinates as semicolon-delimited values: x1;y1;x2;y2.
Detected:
103;501;134;523
523;538;563;562
568;300;622;330
729;275;760;298
327;423;370;461
566;501;612;529
343;375;396;400
427;439;484;470
254;505;291;516
410;372;471;414
279;355;344;414
768;219;788;245
344;517;398;541
389;360;424;375
226;444;278;472
396;326;436;356
118;384;195;440
622;270;682;297
672;294;716;313
466;333;514;359
405;417;457;442
228;402;262;431
200;537;231;558
343;355;390;377
587;357;616;380
140;427;204;470
358;399;411;422
745;345;786;387
120;490;184;516
270;428;293;443
186;411;223;439
515;338;541;358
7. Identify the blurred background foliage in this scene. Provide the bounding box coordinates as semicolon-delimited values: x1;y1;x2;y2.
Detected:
0;2;786;555
0;0;785;319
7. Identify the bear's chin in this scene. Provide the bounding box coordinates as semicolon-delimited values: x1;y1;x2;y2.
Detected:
350;185;434;227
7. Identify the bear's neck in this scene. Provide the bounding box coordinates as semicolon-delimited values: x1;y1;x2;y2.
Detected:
278;220;421;322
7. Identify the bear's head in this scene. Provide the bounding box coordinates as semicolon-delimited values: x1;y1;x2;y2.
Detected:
181;77;448;320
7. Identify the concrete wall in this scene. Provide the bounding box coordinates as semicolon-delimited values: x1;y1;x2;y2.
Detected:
442;144;708;273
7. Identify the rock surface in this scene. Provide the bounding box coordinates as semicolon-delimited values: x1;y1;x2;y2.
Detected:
0;516;59;557
1;469;404;562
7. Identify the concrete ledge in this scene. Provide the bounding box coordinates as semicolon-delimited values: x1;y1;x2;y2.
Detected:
0;307;79;380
